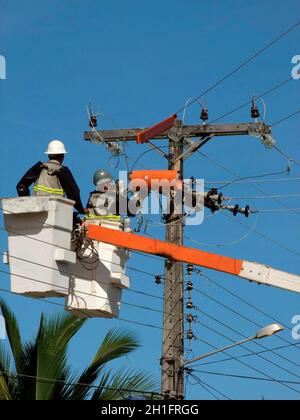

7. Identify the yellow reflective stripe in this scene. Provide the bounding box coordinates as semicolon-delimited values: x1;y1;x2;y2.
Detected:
85;215;122;221
34;185;64;195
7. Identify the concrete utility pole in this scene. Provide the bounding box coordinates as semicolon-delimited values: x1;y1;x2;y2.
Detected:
84;120;271;400
161;121;184;400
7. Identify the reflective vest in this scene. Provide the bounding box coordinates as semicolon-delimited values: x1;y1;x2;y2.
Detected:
34;160;64;197
86;191;121;221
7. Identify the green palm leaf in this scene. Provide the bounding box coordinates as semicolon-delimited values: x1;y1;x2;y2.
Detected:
0;299;22;371
91;368;159;400
0;343;12;400
0;300;157;400
69;329;140;400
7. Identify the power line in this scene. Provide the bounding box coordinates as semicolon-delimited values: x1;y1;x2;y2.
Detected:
216;169;291;191
0;284;164;331
274;146;300;170
199;272;292;335
0;370;161;398
194;309;300;383
229;194;300;200
192;369;300;386
193;273;300;372
205;177;300;186
192;272;300;370
188;376;220;400
198;150;300;218
176;21;300;114
187;371;231;400
223;211;300;257
0;206;166;281
272;109;300;127
0;248;163;302
210;77;293;123
0;264;169;318
256;208;300;213
196;342;300;368
195;319;300;396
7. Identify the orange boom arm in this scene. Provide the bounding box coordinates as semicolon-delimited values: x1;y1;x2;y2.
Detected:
87;225;300;294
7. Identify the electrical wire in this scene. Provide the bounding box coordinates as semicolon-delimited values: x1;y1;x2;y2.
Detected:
255;208;300;213
205;177;300;185
191;369;300;387
187;371;231;400
192;269;300;371
0;370;161;398
229;193;300;200
175;21;300;114
194;320;300;396
195;342;300;368
193;275;300;370
0;265;168;318
216;168;291;191
184;213;260;248
222;211;300;258
198;151;300;218
186;373;220;400
194;310;300;383
0;284;164;331
275;146;300;170
272;109;300;127
210;77;294;123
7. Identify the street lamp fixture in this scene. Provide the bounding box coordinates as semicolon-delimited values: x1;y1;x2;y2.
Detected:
184;323;284;366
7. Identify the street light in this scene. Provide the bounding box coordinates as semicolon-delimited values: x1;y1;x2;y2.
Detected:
184;323;284;366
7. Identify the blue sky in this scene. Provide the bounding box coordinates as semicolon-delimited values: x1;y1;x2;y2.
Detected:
0;0;300;400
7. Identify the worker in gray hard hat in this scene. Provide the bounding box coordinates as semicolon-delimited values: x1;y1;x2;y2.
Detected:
16;140;85;214
86;169;123;221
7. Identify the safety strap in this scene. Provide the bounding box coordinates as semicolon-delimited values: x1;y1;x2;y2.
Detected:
85;214;122;221
42;162;62;177
34;185;64;195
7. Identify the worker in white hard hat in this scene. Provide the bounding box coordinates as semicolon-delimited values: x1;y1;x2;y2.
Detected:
16;140;85;214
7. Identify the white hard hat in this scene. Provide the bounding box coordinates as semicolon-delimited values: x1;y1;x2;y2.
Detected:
45;140;68;155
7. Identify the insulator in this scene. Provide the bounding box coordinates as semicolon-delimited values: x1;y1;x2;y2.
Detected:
186;301;194;309
251;98;260;119
218;193;223;205
187;264;194;275
155;275;162;285
186;313;196;323
201;108;209;123
245;205;250;218
89;115;98;128
233;204;239;216
187;281;194;291
187;331;195;340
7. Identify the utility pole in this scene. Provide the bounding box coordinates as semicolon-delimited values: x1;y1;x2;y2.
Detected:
84;119;271;400
161;120;184;400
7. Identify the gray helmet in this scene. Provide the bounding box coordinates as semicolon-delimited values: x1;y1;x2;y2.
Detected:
93;169;113;186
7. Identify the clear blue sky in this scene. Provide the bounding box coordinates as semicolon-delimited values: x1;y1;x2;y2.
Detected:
0;0;300;400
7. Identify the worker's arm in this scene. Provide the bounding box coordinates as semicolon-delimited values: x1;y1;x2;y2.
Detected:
16;162;43;197
58;167;85;214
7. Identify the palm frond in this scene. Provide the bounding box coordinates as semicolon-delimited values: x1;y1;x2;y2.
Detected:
91;368;159;400
34;312;85;400
0;343;12;400
0;298;22;371
69;329;140;400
